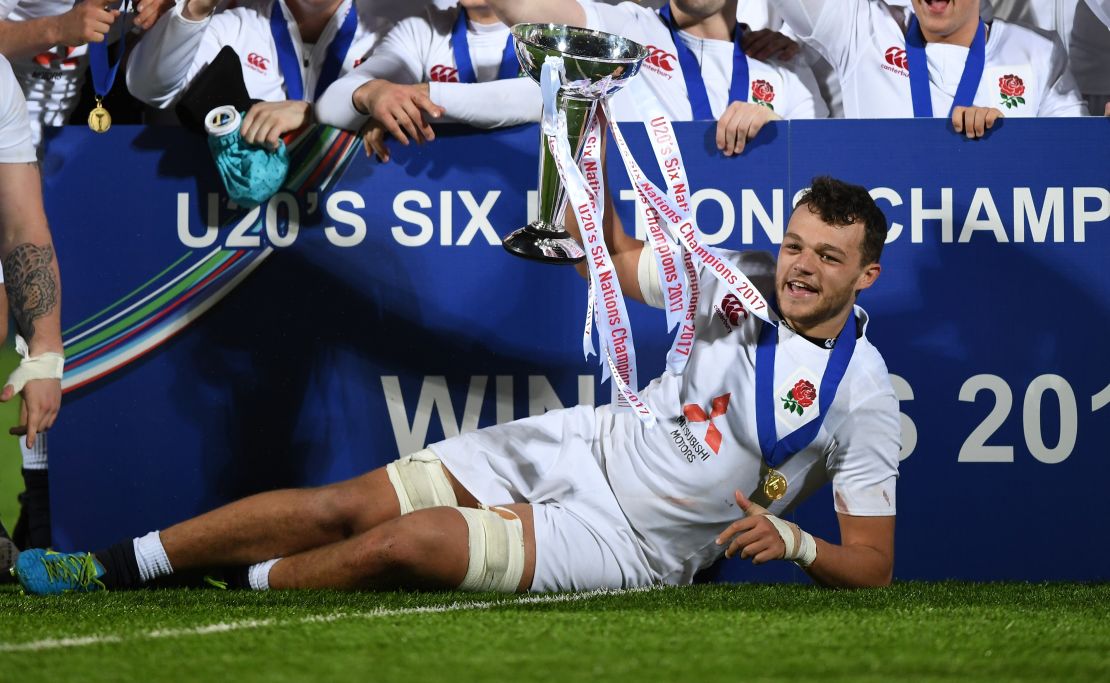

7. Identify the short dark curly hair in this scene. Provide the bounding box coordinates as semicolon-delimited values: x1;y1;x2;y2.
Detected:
796;176;888;266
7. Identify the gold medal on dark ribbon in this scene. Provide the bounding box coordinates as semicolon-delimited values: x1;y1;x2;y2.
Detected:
762;467;788;501
88;97;111;133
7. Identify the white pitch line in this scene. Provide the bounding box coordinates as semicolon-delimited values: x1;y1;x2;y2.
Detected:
0;586;660;653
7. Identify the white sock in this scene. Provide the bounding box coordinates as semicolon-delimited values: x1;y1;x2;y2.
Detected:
20;434;47;470
248;559;280;591
133;531;174;583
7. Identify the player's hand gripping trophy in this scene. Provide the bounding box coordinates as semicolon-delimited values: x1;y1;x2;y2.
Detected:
501;23;648;264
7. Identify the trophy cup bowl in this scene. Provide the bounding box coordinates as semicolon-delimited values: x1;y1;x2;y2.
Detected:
502;23;648;265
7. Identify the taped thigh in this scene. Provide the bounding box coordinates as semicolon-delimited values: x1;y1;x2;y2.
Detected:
457;506;525;593
385;449;458;515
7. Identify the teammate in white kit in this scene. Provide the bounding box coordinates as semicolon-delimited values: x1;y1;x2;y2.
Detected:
14;170;899;594
0;0;170;147
0;0;167;551
1081;0;1110;114
0;55;65;572
983;0;1110;116
315;0;540;162
126;0;391;150
769;0;1086;137
482;0;828;157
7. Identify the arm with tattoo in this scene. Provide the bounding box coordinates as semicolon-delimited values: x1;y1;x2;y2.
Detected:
3;243;59;345
0;160;63;445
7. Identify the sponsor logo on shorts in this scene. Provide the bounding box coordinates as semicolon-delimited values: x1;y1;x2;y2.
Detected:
881;46;909;78
246;53;270;73
430;64;459;82
713;294;748;333
671;393;731;461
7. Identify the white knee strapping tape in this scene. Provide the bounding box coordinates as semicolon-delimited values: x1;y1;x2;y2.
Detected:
385;449;458;515
765;515;818;568
457;506;525;593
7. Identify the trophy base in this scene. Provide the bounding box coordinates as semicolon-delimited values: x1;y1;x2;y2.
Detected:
502;223;585;265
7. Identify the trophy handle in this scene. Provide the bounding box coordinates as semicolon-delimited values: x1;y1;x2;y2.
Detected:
502;96;598;265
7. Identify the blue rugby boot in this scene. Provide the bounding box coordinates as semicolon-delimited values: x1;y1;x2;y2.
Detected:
13;549;106;595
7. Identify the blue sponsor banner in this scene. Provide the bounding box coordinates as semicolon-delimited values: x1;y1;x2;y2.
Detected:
44;118;1109;582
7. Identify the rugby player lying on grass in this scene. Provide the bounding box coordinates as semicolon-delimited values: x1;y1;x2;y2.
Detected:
13;174;898;594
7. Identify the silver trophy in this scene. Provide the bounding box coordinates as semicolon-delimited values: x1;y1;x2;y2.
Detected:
502;23;648;265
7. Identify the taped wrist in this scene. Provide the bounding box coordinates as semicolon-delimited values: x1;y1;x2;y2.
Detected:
6;336;64;394
764;515;818;568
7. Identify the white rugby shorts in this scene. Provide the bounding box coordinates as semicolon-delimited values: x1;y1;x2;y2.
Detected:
430;405;656;591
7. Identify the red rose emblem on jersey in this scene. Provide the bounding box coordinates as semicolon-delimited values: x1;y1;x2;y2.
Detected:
751;79;775;110
782;379;816;415
999;74;1026;109
644;45;676;72
430;64;459;83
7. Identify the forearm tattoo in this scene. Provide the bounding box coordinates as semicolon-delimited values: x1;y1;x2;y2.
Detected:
3;243;58;341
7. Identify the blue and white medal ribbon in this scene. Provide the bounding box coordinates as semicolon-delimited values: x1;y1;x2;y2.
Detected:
451;7;518;83
754;315;857;497
659;3;749;119
905;15;987;117
87;1;133;132
270;0;358;102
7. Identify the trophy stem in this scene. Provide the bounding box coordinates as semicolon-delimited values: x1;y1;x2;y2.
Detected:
502;96;598;265
539;96;597;228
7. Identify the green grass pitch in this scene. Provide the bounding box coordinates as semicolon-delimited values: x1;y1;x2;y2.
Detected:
1;582;1107;682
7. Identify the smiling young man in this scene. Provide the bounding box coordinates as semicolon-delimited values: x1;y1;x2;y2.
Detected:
769;0;1085;136
15;175;899;596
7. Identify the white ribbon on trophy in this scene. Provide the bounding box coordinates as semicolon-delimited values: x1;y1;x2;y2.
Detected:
540;58;655;426
518;26;782;428
604;78;781;377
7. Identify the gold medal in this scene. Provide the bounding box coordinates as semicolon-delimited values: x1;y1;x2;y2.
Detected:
88;98;111;133
762;468;788;501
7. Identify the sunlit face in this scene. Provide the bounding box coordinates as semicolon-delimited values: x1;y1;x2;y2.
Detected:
775;204;880;338
458;0;490;10
911;0;980;41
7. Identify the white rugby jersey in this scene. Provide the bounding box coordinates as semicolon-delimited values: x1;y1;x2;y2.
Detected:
126;0;387;108
0;55;36;163
315;6;539;132
771;0;1086;117
986;0;1110;100
0;0;87;147
604;249;900;583
579;1;828;121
